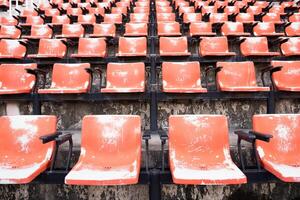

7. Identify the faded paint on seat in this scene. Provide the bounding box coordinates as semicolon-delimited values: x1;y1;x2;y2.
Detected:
169;115;247;184
101;62;145;93
253;114;300;182
0;115;57;184
162;62;207;93
38;63;90;94
65;115;141;185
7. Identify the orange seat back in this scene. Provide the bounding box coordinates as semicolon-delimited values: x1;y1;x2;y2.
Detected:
240;37;270;54
285;22;300;36
0;115;56;163
157;22;180;35
271;61;300;90
77;38;106;56
0;63;36;92
37;39;66;56
253;114;300;165
236;13;254;22
216;61;258;88
221;22;245;35
157;13;176;22
183;13;201;23
199;37;230;54
61;24;84;37
0;39;26;58
103;14;122;24
77;14;96;24
169;115;231;168
162;62;203;91
160;37;189;55
118;37;147;55
30;25;53;38
104;62;145;92
81;115;141;168
0;25;21;38
50;63;90;90
125;23;148;35
253;22;276;36
93;24;116;37
281;38;300;56
52;15;70;24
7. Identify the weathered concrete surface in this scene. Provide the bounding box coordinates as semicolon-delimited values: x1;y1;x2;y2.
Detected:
1;99;300;199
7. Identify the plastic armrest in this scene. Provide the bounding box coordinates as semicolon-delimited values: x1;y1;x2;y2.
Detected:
249;131;273;142
234;130;256;143
55;133;73;145
40;132;62;144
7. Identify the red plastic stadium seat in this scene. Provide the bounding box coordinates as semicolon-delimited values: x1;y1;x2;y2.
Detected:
51;15;71;25
209;13;228;23
27;39;66;58
221;22;250;36
89;24;116;37
289;13;300;22
124;23;148;36
71;38;106;58
156;1;170;7
135;2;149;7
246;6;263;15
0;63;36;94
0;115;57;184
224;6;239;15
157;13;176;22
22;25;53;39
240;37;280;56
179;6;195;15
0;26;21;39
44;9;60;17
162;61;207;93
216;61;269;92
253;22;284;36
201;6;218;14
0;16;18;26
157;22;181;36
87;7;105;15
253;1;269;8
268;5;285;14
189;22;215;36
111;7;128;15
133;7;150;13
160;37;191;56
38;63;90;94
0;39;26;59
66;8;83;16
65;115;141;185
17;8;38;17
236;13;254;23
117;37;147;57
271;61;300;91
21;16;44;26
183;13;202;23
199;37;235;56
103;14;123;24
116;1;130;8
280;37;300;56
77;14;96;25
130;14;149;23
56;24;84;38
262;13;282;24
285;22;300;36
253;114;300;182
101;63;145;93
156;6;172;13
169;115;247;185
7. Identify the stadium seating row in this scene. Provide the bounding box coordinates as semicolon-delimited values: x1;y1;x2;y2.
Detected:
0;114;299;185
2;22;300;38
1;36;300;58
0;61;299;94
